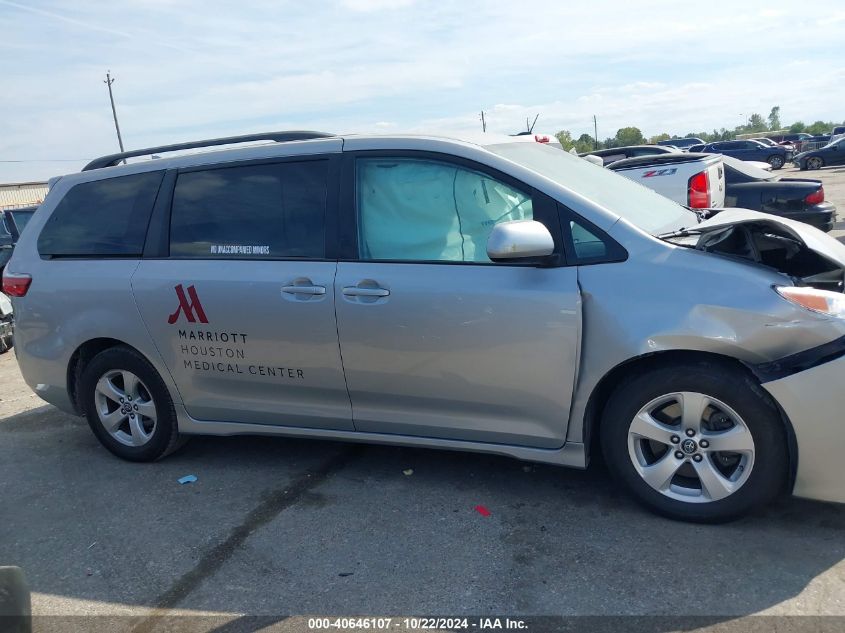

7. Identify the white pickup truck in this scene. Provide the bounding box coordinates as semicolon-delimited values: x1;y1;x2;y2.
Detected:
606;153;726;210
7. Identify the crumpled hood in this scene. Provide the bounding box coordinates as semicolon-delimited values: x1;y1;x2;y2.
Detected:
694;208;845;269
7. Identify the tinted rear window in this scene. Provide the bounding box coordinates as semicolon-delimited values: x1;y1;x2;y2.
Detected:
9;210;34;235
169;160;327;259
38;171;164;257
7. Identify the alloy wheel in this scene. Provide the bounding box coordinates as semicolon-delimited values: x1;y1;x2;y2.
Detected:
627;392;755;503
768;156;784;169
94;369;158;447
807;157;824;170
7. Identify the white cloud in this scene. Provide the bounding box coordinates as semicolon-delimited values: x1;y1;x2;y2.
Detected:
1;0;844;181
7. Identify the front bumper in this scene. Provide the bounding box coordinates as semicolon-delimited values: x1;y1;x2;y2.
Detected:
763;354;845;504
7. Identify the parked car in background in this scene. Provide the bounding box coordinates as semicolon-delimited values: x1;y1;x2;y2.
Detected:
578;144;677;166
607;152;725;209
755;137;795;153
717;156;835;231
831;126;845;137
509;131;564;150
656;137;704;150
794;136;845;170
769;133;812;145
701;139;791;169
0;206;28;354
0;206;37;272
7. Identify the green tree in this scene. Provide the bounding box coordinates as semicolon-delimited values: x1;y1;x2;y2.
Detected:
806;120;829;135
768;106;781;131
747;113;767;132
554;130;575;151
615;126;645;146
574;133;597;153
789;121;806;133
649;132;671;144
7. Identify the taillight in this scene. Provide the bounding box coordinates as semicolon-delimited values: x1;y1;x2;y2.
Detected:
2;271;31;297
805;187;824;206
687;170;710;208
534;135;550;143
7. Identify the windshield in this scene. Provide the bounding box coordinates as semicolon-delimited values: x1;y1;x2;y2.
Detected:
720;155;775;180
487;143;694;236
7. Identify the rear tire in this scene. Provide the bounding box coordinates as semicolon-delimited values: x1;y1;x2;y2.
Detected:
600;360;787;523
767;155;785;170
80;345;185;462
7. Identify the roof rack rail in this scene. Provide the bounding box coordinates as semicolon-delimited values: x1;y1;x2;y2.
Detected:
82;130;335;171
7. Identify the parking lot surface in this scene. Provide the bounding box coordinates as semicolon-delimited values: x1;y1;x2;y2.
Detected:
1;343;845;629
2;164;845;630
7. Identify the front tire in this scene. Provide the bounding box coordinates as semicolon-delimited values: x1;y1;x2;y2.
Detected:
80;345;184;462
601;360;788;523
807;156;824;170
767;155;785;170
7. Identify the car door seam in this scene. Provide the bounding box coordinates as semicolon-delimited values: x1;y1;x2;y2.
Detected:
129;263;186;404
332;261;356;428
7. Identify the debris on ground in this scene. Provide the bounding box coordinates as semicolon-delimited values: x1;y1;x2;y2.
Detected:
474;505;491;517
177;475;198;484
403;469;414;476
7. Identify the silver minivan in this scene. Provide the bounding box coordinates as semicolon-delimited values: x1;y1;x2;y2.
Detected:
5;131;845;522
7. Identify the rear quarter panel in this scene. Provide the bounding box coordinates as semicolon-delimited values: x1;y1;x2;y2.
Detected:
6;188;179;414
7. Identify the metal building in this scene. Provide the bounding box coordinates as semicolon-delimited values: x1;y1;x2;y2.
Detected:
0;182;49;210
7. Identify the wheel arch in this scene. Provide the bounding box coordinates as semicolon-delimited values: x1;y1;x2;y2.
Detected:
67;337;139;415
582;349;798;492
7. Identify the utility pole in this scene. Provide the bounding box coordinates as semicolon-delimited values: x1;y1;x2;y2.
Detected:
104;71;126;155
593;115;598;150
480;110;487;133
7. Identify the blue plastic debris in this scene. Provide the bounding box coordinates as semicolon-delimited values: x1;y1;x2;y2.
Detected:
178;475;198;484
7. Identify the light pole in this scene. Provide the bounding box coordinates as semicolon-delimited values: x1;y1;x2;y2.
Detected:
104;71;126;155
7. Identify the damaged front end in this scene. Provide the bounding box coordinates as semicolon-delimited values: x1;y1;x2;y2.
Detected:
665;209;845;292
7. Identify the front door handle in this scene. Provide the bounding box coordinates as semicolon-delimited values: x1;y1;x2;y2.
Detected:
342;286;389;297
282;285;326;295
282;279;326;297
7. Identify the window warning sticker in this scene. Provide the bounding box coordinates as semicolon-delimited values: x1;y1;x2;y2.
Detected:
210;244;270;255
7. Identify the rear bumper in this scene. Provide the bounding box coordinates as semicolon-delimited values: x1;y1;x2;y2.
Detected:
775;202;836;232
763;354;845;504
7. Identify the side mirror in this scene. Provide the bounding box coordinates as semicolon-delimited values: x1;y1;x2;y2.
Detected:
487;220;554;262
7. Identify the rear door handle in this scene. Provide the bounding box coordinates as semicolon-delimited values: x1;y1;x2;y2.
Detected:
342;287;389;297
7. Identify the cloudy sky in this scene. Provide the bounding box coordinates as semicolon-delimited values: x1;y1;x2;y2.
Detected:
1;0;843;182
